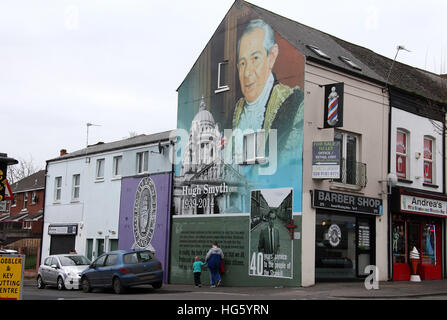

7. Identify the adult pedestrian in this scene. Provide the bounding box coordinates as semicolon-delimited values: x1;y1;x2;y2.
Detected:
205;242;224;287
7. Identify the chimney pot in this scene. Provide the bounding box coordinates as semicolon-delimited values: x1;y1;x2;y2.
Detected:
60;149;67;156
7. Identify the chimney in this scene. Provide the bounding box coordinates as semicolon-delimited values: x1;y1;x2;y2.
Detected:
60;149;68;157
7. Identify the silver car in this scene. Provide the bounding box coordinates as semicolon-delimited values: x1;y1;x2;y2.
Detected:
37;254;91;290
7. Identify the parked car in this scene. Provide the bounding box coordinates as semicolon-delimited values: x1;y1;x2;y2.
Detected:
80;249;163;294
37;254;91;290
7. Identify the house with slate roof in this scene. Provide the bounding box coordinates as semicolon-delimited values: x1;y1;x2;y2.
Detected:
41;130;175;282
169;0;447;287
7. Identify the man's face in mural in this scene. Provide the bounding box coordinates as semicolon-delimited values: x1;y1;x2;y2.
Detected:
237;28;278;103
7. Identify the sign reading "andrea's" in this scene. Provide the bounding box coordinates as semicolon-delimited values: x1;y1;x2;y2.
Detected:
401;195;447;217
313;189;383;216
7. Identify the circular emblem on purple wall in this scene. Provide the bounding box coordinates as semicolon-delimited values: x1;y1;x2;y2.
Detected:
133;177;157;252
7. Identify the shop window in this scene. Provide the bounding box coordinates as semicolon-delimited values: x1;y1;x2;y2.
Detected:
423;137;434;184
396;130;408;179
392;221;406;263
422;224;436;265
315;213;356;279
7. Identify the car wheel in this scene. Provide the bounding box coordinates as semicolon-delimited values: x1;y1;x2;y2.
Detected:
82;276;92;293
152;281;162;289
57;277;65;290
113;277;126;294
37;276;46;289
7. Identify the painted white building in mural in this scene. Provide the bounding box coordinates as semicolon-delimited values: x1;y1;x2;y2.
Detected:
41;131;173;262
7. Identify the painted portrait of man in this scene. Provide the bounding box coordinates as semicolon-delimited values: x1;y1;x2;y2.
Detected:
233;19;304;152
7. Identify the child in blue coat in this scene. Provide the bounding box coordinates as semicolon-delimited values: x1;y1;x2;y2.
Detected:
193;256;206;288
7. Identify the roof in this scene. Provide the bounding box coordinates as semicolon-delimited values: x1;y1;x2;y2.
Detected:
10;170;46;193
47;130;175;163
242;1;447;104
188;1;445;106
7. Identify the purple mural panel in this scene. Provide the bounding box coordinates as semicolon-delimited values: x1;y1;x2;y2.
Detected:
118;173;172;283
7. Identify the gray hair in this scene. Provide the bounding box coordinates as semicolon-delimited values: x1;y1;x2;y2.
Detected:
237;19;276;57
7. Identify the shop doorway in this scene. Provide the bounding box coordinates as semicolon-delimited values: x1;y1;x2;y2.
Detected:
315;211;376;281
392;215;443;280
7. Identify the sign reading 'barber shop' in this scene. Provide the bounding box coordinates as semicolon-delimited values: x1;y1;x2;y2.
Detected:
313;189;383;216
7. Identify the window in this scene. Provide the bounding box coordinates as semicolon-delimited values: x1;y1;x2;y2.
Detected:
31;191;38;205
54;177;62;201
105;254;118;266
215;61;230;93
306;45;331;60
86;239;93;261
423;137;434;184
334;131;365;186
72;174;80;200
243;130;266;164
136;151;148;174
96;159;105;180
339;56;362;71
97;239;104;257
23;192;28;209
113;156;122;177
93;254;107;267
396;130;408;179
11;195;16;207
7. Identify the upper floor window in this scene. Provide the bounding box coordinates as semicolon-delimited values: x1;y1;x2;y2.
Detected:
243;130;265;164
424;137;434;184
96;159;105;180
23;192;28;209
54;177;62;202
136;151;148;174
396;130;408;179
113;156;122;177
31;191;37;205
72;174;81;200
334;131;366;187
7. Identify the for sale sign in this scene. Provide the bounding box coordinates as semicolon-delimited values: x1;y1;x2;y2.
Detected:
0;255;25;300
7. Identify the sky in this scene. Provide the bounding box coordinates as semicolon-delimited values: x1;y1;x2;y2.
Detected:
2;0;446;170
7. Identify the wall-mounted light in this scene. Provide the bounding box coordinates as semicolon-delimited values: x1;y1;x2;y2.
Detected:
97;230;103;235
415;152;421;159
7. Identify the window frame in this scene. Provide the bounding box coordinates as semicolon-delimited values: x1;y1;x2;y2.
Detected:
333;130;361;186
54;177;62;202
242;130;266;165
72;174;81;200
136;151;149;174
23;192;28;209
396;129;409;180
423;136;435;184
112;155;122;178
96;158;105;180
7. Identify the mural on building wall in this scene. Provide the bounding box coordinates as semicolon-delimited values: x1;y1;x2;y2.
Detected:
249;188;293;278
118;173;171;282
172;6;305;283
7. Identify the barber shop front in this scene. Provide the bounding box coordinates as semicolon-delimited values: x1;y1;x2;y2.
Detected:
312;190;382;281
391;187;446;281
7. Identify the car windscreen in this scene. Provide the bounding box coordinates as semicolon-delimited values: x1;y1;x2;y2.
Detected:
123;251;154;264
59;255;91;266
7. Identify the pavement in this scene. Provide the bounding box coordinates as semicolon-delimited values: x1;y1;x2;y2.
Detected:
23;278;447;299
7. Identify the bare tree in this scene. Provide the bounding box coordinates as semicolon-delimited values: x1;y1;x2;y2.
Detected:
6;155;43;184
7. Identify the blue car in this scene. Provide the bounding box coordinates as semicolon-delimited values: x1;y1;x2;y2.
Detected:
80;249;163;294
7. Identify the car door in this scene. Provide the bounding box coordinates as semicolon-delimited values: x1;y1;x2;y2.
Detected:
41;257;52;283
101;254;119;287
47;257;60;285
88;254;107;287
